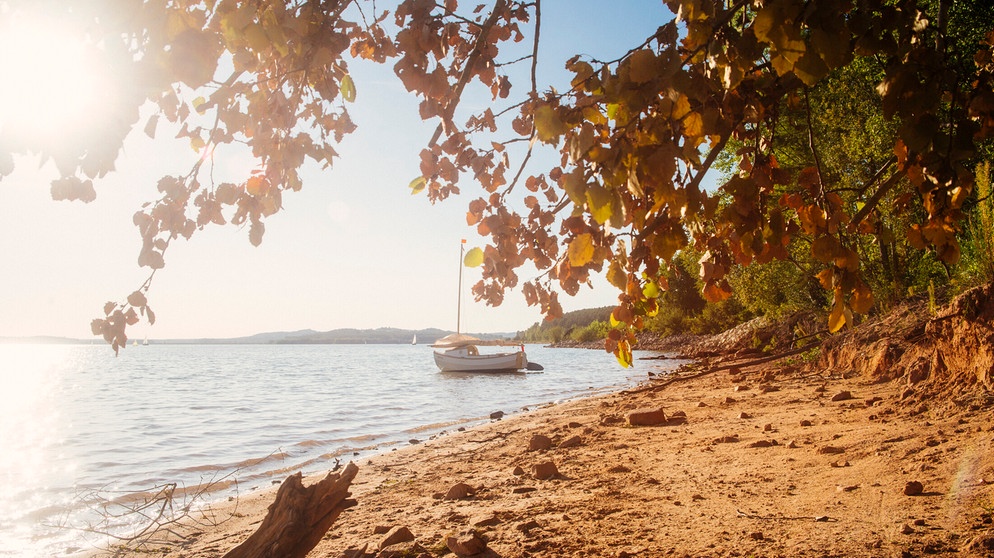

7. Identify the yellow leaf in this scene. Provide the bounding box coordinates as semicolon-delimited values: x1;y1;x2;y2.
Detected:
671;94;691;120
341;74;356;102
585;184;614;225
568;233;596;267
682;111;703;138
828;296;846;333
607;259;627;290
534;104;566;144
463;247;484;268
851;283;874;314
408;176;426;195
614;339;633;368
642;280;660;299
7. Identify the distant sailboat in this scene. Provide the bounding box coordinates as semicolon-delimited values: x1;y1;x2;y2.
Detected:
411;334;417;345
431;240;538;372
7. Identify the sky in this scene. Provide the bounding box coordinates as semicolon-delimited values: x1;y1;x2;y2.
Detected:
0;1;674;340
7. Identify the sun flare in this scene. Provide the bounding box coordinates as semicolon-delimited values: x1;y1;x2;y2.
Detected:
0;9;105;145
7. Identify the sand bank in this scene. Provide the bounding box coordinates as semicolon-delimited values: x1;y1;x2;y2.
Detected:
103;352;994;558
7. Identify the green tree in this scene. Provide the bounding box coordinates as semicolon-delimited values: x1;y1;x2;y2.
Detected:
1;0;992;362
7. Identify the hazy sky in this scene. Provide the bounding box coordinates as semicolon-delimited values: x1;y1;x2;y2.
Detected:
0;1;673;340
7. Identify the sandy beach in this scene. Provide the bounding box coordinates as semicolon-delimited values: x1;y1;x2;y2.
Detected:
105;335;994;558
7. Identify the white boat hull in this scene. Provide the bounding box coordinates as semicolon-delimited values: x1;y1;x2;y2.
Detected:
433;347;527;372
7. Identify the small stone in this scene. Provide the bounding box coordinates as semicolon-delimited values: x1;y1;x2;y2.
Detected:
670;410;687;418
749;531;765;540
512;465;525;476
913;518;926;526
379;526;415;549
568;421;583;428
831;390;854;402
734;384;751;392
904;480;925;496
606;464;632;473
490;410;505;420
713;434;740;444
445;529;487;556
764;423;773;432
373;525;392;535
748;440;774;448
532;461;559;480
627;407;668;426
559;435;583;448
724;397;737;404
511;486;536;494
787;440;799;449
528;434;553;451
471;514;501;527
901;523;915;535
800;419;813;427
444;482;475;500
408;438;421;445
818;446;845;455
697;401;708;407
739;412;753;419
692;493;705;500
815;516;830;522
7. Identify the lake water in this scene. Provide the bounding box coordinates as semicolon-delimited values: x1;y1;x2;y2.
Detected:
0;343;680;556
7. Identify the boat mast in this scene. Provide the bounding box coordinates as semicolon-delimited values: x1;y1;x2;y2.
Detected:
457;239;465;334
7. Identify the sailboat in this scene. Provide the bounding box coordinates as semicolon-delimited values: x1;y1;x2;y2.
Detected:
430;241;535;373
411;334;417;345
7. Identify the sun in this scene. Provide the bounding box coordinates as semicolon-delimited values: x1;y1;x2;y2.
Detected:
0;7;106;147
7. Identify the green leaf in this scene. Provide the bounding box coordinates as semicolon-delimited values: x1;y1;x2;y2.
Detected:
341;74;356;102
642;280;660;299
463;247;484;267
408;176;426;195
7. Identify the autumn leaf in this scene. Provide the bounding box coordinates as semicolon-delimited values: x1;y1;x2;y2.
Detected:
341;74;357;102
627;49;657;84
409;176;427;195
614;339;633;368
828;297;846;333
851;282;874;314
463;247;484;267
568;233;596;267
534;104;567;144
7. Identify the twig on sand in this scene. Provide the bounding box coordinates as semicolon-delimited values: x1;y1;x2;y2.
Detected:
470;429;521;443
736;509;837;522
633;342;820;393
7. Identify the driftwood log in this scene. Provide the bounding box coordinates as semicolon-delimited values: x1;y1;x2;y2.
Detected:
223;462;359;558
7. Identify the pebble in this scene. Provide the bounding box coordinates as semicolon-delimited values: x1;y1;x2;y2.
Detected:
379;526;415;549
445;529;487;556
532;461;559;480
627;407;668;426
528;434;553;451
444;482;475;500
904;480;925;496
831;390;854;402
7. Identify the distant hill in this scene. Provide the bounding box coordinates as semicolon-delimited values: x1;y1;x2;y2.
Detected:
519;306;614;342
1;328;521;346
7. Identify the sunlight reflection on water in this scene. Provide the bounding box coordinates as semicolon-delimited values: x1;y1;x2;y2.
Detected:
0;343;681;556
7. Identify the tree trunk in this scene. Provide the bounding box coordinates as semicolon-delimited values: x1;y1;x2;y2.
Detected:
223;462;359;558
